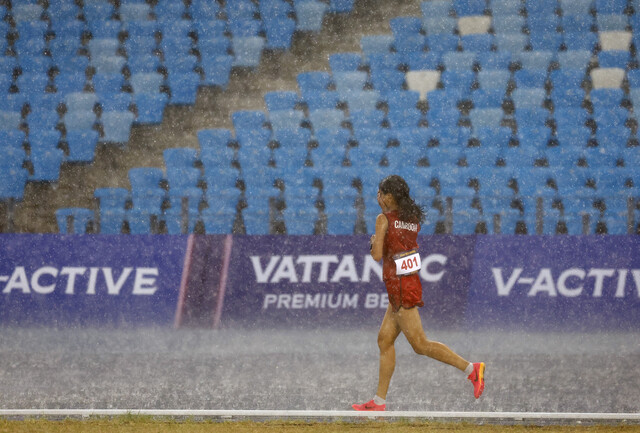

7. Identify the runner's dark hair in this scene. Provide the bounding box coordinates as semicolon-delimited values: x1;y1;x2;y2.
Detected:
379;175;425;224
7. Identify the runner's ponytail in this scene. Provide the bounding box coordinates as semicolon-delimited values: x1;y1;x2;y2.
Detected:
379;175;425;224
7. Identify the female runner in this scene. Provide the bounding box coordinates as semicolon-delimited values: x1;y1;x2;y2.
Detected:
352;175;485;411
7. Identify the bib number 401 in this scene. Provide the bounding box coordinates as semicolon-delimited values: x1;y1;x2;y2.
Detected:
394;251;421;276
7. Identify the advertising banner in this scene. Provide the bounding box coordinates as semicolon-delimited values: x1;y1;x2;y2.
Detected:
221;235;475;329
1;234;639;331
0;234;187;327
467;236;640;331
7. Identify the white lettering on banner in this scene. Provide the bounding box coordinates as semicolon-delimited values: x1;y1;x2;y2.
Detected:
420;254;447;282
31;266;58;294
61;267;87;294
251;254;446;284
492;268;640;298
1;267;159;295
263;293;360;310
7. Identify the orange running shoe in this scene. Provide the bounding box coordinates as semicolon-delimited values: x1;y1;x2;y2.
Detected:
352;399;386;411
467;362;485;399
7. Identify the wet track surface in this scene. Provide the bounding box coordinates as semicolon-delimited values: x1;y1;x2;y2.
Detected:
1;328;638;413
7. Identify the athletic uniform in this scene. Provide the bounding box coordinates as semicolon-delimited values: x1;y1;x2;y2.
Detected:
382;210;424;311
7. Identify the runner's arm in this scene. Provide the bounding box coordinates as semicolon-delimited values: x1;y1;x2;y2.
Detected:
370;213;388;262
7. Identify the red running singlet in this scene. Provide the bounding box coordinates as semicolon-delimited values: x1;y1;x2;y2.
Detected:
382;210;424;311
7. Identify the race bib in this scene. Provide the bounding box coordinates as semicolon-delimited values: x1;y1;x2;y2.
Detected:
394;249;421;276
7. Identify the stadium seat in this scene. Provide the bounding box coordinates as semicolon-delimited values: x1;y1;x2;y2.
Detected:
329;52;364;73
0;165;28;200
200;55;233;87
65;130;100;162
30;147;65;182
295;0;329;32
167;72;200;105
56;208;94;234
100;111;135;143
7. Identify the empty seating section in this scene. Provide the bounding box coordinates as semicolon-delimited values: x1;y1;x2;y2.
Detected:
3;1;638;234
0;0;358;233
206;0;636;236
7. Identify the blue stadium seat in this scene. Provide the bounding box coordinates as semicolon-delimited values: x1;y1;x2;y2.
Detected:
422;16;457;35
65;130;100;162
590;88;624;110
492;14;525;34
515;107;549;128
556;50;592;70
283;208;316;235
264;17;296;50
474;50;511;70
390;16;423;39
269;109;305;131
333;71;368;93
517;50;554;71
84;0;115;21
56;208;94;234
471;88;506;108
367;52;404;72
130;72;164;94
200;54;233;87
453;0;487;16
597;50;632;69
360;34;394;56
473;126;513;147
55;72;87;95
421;0;454;18
594;0;627;14
495;33;528;53
370;69;406;95
329;0;355;12
560;12;594;33
517;124;551;146
511;88;547;108
470;107;503;127
529;32;563;51
329;52;364;72
343;91;381;112
443;51;476;70
294;0;329;32
201;208;236;234
0;111;22;131
228;18;262;38
134;93;168;124
563;32;597;51
308;108;346;131
94;187;129;212
476;70;510;90
426;34;460;55
190;0;222;20
167;72;200;105
119;3;151;21
297;71;332;93
129;167;164;191
596;14;629;31
64;110;97;132
16;72;49;96
30;147;65;182
326;207;358;234
460;34;494;52
0;164;26;200
441;70;475;92
100;111;135;143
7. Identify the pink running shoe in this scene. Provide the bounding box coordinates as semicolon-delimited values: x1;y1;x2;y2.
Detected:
352;399;386;411
467;362;485;399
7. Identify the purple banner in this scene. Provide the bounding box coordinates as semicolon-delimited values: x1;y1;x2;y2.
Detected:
467;236;640;331
221;235;475;329
0;235;188;327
